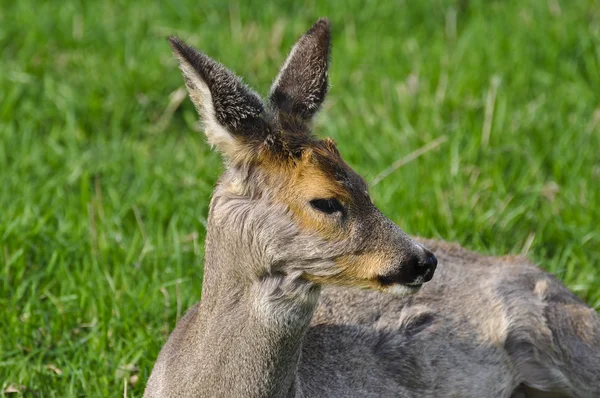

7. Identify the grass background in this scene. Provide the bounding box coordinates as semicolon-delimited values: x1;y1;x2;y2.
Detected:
1;0;599;395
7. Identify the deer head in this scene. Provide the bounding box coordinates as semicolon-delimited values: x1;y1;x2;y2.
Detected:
169;18;437;296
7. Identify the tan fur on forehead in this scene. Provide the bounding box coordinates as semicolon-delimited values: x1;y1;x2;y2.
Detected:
257;136;355;199
294;148;351;198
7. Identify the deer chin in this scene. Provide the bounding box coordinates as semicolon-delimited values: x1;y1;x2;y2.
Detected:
382;283;423;297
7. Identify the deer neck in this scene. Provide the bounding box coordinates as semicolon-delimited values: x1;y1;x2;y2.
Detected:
194;205;320;398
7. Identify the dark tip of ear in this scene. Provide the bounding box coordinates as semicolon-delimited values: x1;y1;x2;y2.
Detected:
308;17;331;37
168;35;188;58
168;35;180;48
168;36;205;75
304;18;331;61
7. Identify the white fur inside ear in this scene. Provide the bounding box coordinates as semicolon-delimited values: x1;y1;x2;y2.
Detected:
178;61;238;156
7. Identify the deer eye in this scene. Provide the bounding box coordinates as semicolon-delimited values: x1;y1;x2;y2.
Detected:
310;198;344;215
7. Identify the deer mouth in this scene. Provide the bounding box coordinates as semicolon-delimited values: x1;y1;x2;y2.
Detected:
374;264;434;296
376;271;429;287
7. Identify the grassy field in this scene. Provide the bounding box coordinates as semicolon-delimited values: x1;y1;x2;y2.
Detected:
1;0;599;395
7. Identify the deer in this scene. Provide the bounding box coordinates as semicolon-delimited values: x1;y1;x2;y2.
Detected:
144;18;600;398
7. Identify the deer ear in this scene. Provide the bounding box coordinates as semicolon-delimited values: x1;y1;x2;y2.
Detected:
269;18;331;125
169;37;272;163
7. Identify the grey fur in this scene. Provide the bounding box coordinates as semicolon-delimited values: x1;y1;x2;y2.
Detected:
146;19;600;398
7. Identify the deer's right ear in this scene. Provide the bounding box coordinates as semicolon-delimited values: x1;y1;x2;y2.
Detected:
169;37;271;164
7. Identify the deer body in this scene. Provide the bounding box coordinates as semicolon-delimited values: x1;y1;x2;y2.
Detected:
145;19;600;398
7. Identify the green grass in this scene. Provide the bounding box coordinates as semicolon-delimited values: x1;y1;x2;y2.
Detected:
1;0;599;395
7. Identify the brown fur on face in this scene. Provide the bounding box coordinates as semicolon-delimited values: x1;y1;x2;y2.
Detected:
256;136;367;239
245;135;406;290
330;252;390;290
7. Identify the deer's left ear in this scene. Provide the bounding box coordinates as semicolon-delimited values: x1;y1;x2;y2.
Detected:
269;18;331;125
169;37;272;164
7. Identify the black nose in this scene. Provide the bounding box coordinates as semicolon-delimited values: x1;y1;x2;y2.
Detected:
420;252;437;282
376;248;438;287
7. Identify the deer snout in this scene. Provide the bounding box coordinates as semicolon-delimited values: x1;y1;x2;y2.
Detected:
377;246;437;287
